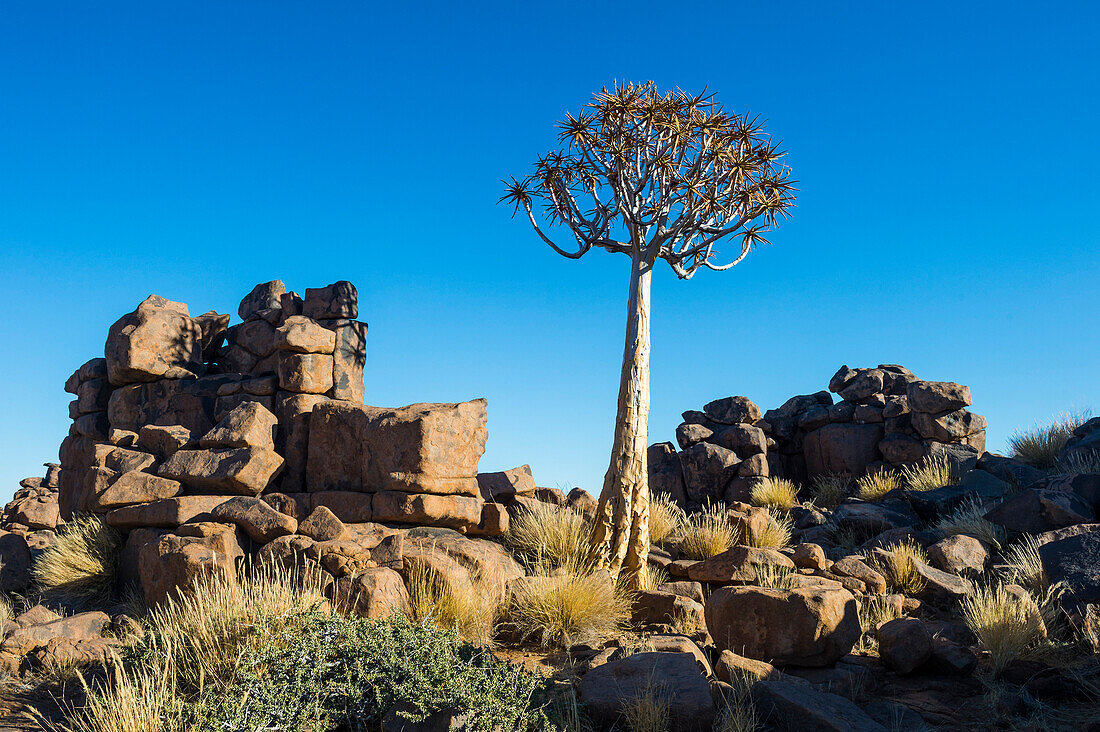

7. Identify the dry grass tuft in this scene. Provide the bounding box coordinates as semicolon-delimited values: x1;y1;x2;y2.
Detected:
406;562;499;646
505;501;590;570
1055;449;1100;475
746;510;793;550
32;516;122;608
635;562;669;592
752;562;795;589
713;668;758;732
934;499;1006;550
1009;412;1088;470
750;477;799;511
1000;535;1049;595
854;595;903;654
505;569;629;648
900;454;955;492
856;470;902;501
677;503;739;560
146;562;328;692
621;682;671;732
648;493;686;545
810;474;850;510
872;541;928;596
961;583;1047;674
0;594;12;628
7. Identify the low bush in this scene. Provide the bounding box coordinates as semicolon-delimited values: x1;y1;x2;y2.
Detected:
505;569;629;649
899;454;954;492
810;474;850;510
677;503;738;560
648;492;686;545
32;516;122;609
855;470;902;501
934;499;1005;550
750;477;799;511
506;502;590;570
1009;411;1088;469
872;541;927;596
621;682;671;732
961;584;1047;674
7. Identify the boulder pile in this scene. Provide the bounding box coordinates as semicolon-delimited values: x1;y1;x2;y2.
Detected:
651;364;987;509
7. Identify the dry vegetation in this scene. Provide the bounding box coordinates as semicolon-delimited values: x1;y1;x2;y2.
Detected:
505;570;629;649
648;492;685;545
854;595;903;654
1008;411;1088;469
810;474;849;510
32;516;122;609
746;510;792;550
677;503;739;560
871;541;928;596
506;501;590;570
1000;535;1050;595
749;477;798;511
934;499;1006;549
621;682;671;732
961;584;1047;674
899;454;954;492
855;470;902;501
406;562;500;646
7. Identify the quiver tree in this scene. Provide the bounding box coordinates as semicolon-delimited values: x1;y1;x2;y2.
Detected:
501;82;795;587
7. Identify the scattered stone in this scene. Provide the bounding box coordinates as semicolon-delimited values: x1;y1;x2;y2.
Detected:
159;446;284;495
298;505;348;541
927;534;989;575
579;652;715;732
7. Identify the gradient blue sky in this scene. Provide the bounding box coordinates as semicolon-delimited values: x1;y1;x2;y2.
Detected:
2;2;1098;502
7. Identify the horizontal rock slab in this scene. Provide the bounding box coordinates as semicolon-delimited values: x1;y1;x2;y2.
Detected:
105;495;234;529
906;381;972;414
159;446;284;496
94;471;182;510
476;464;537;501
372;491;482;531
685;546;793;584
307;399;487;495
211;496;298;543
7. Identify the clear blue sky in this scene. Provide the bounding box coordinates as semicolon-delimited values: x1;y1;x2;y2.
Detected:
2;1;1098;503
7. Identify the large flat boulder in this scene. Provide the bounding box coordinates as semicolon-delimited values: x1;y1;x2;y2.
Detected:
804;423;883;477
306;399;487;495
579;652;714;732
105;495;233;529
159;446;284;496
105;295;204;385
705;586;861;666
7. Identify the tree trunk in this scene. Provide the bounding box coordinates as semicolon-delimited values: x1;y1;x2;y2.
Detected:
587;249;652;587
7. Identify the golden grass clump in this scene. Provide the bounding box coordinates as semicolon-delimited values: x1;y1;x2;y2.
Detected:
872;541;928;597
146;562;327;692
750;477;799;511
505;569;629;648
505;501;589;570
961;583;1047;673
934;499;1006;550
752;562;795;589
635;562;669;592
856;470;902;501
1009;411;1088;470
746;509;793;550
854;595;903;653
648;492;686;545
405;562;500;646
1001;535;1050;595
677;503;739;560
899;453;954;492
33;516;122;608
621;683;671;732
0;593;12;627
810;473;850;510
712;669;758;732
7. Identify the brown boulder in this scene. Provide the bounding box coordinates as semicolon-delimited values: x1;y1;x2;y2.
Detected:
274;316;336;354
138;424;195;459
199;400;278;450
303;280;358;320
320;319;368;402
703;396;760;425
685;546;794;584
579;652;714;732
831;556;887;594
912;409;986;441
705;586;861;666
94;471;182;510
278;352;334;394
476;465;537;501
274;392;329;492
159;446;284;495
138;523;245;606
330;567;409;619
680;442;741;504
804;423;883;477
875;617;933;674
906;381;972;414
211;496;298;543
0;532;32;592
373;492;482;531
238;280;286;320
105;295;203;385
105;495;232;529
927;534;989;575
298;506;348;541
312;491;375;522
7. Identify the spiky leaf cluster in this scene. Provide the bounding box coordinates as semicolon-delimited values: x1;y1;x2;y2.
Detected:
502;81;796;277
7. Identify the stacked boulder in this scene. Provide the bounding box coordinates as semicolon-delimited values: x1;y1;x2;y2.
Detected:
34;279;512;609
0;464;62;593
650;365;988;508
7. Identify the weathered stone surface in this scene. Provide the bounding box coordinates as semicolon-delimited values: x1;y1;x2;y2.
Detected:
713;423;767;458
705;586;860;666
792;543;829;570
912;409;986;441
105;495;232;529
6;495;61;529
828;366;859;393
680;442;740;504
238;280;286;320
331;567;410;619
321;319;368;402
138;522;245;605
199;401;278;450
913;560;972;603
311;491;375;523
95;471;182;510
676;422;714;450
878;433;927;465
833;499;918;533
477;465;537;501
470;502;509;536
580;652;714;731
632;590;705;627
138;424;196;459
307;400;487;495
751;680;887;732
648;442;686;505
193;311;230;354
1037;528;1100;602
976;453;1047;489
211;496;298;543
876;617;933;674
159;446;284;496
372;492;482;531
685;546;793;584
303;280;358;320
906;381;972;414
0;611;111;658
272;392;328;493
985;488;1095;533
837;369;884;402
277;352;334;394
0;532;32;592
832;556;887;594
274;316;336;354
928;534;989;575
93;445;157;473
715;650;779;682
109;374;242;435
804;423;883;477
703;396;760;425
77;378;112;414
298;505;347;541
106;295;203;385
74;412;110;439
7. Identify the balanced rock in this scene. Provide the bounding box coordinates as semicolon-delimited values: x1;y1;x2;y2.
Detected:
211;496;298;543
95;471;182;510
199;401;278;450
159;446;284;496
238;280;286;321
274;316;336;354
106;295;203;385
